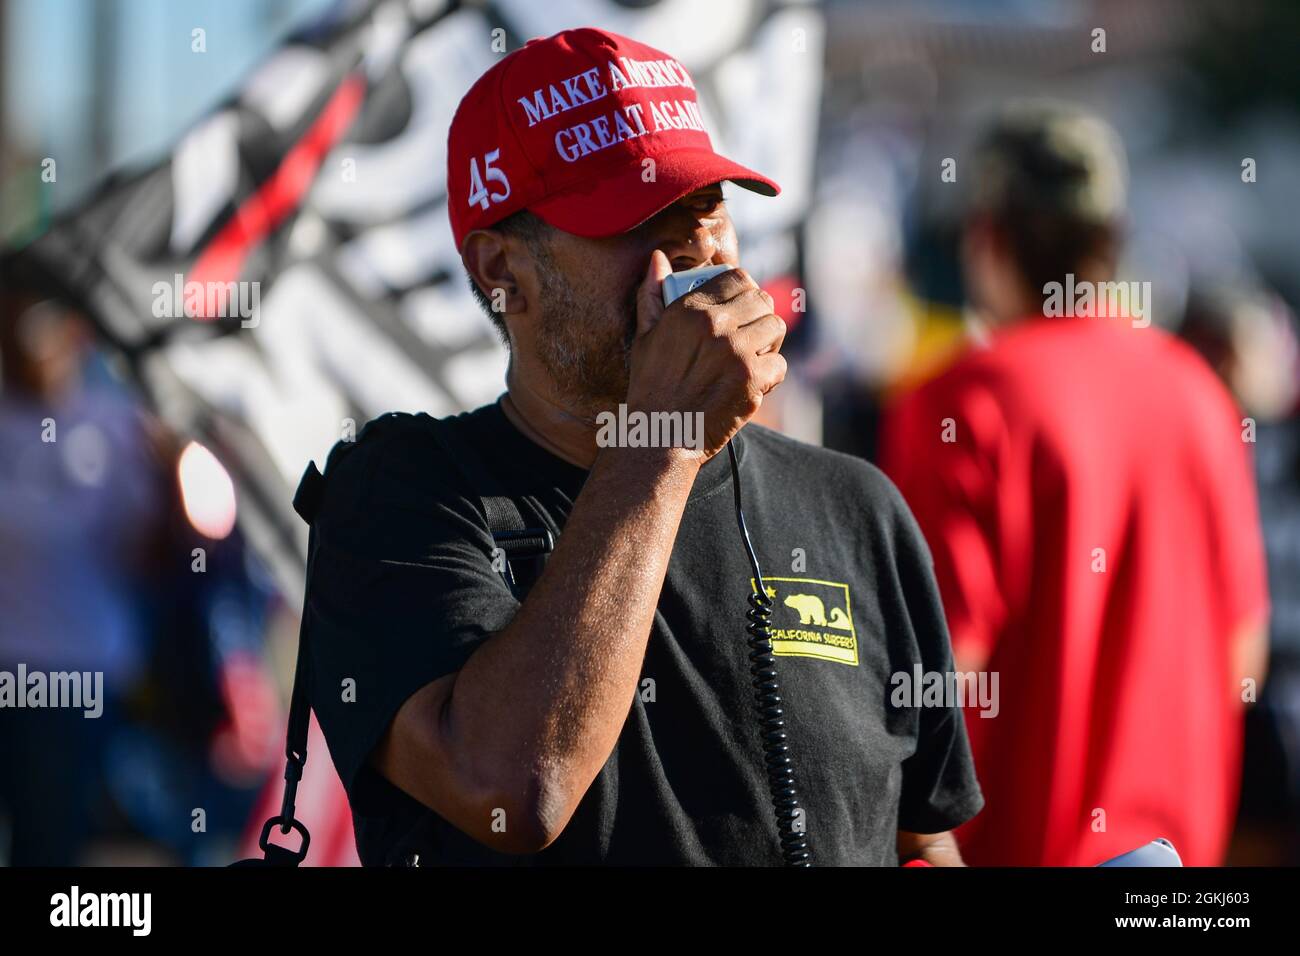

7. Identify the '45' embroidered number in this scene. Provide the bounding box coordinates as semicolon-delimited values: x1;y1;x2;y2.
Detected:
468;149;511;209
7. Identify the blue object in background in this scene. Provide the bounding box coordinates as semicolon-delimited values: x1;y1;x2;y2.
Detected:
1098;839;1184;867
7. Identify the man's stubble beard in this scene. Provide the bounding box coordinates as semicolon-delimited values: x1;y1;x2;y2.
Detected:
532;246;639;422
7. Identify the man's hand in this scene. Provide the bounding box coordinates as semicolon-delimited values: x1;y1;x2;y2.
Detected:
628;250;786;462
898;829;966;866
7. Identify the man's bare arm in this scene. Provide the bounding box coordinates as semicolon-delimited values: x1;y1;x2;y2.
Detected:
1231;612;1269;706
375;444;703;852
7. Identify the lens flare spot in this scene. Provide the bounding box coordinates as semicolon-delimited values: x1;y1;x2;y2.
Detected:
178;440;237;540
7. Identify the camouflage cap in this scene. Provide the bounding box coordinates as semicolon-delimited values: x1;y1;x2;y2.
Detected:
969;101;1128;225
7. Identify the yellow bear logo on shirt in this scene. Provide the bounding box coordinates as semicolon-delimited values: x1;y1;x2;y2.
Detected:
782;593;852;630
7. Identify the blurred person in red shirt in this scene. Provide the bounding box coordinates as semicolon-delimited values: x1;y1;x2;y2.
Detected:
879;103;1270;866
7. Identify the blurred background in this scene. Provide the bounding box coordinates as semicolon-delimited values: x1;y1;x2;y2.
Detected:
0;0;1296;866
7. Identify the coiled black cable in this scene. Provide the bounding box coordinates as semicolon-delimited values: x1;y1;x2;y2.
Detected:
726;439;812;867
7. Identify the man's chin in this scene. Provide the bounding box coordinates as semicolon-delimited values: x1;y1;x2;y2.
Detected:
574;353;632;420
574;387;631;424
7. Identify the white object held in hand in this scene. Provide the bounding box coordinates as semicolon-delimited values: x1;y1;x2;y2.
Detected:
662;264;736;307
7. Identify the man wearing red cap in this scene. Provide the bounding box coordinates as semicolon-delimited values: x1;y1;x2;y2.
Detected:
306;28;983;866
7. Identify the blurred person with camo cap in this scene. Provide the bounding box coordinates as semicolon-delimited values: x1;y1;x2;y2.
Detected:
880;102;1270;866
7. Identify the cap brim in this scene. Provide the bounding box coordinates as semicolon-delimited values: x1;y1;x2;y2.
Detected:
527;148;779;239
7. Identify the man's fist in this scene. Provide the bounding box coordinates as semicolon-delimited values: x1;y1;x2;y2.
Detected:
627;251;787;461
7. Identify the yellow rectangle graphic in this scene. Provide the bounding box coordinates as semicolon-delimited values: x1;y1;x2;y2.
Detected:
752;576;860;667
770;640;858;664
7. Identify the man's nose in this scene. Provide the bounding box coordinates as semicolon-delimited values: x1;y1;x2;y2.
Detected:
656;216;719;271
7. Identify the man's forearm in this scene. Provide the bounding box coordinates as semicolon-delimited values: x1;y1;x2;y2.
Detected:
442;443;701;841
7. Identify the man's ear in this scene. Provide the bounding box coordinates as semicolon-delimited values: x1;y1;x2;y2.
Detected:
462;229;527;317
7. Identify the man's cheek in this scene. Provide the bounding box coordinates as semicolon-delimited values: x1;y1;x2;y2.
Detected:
713;221;739;264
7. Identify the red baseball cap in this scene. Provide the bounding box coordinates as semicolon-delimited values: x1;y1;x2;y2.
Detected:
446;27;780;252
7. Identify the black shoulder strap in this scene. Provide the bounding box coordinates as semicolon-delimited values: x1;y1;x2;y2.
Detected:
233;460;327;867
236;413;556;867
422;415;555;595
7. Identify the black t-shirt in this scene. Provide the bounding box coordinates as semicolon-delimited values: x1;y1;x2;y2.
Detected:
307;399;984;866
